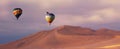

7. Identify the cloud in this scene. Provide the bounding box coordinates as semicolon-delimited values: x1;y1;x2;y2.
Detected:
100;0;120;5
53;7;120;25
0;1;10;19
37;0;76;9
91;8;120;22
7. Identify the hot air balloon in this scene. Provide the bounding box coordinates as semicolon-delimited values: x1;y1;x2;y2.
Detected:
13;8;22;20
45;12;55;25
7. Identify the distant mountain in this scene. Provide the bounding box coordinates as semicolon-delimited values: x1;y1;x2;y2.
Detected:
0;25;120;49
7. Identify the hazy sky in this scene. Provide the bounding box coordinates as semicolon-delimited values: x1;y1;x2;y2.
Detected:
0;0;120;44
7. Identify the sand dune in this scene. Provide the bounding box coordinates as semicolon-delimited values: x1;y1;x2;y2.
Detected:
0;25;120;49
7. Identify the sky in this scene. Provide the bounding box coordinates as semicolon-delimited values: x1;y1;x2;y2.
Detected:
0;0;120;44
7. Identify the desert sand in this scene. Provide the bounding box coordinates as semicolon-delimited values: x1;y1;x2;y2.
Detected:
0;25;120;49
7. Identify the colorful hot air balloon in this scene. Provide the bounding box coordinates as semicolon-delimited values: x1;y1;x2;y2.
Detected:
45;12;55;25
13;8;22;20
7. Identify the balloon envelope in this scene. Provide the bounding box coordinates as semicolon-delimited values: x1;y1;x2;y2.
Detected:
45;12;55;25
13;8;22;20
